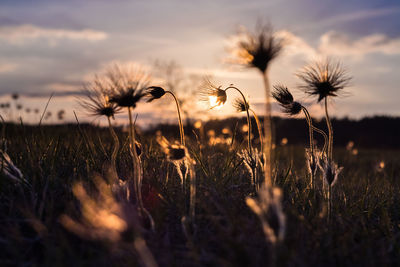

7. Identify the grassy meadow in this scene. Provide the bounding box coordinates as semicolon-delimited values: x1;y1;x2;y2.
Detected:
0;120;399;267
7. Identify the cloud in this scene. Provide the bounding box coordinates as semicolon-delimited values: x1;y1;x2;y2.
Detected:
0;24;108;45
274;29;400;60
319;31;400;58
0;63;17;73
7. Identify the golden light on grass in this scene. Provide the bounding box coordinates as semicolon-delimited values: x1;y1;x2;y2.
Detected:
280;137;288;146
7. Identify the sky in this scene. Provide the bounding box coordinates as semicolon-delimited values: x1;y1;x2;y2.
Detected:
0;0;399;126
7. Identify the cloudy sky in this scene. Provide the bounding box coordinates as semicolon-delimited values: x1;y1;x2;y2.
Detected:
0;0;399;126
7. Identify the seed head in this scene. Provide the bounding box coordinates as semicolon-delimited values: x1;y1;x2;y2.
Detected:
200;78;227;109
297;59;351;102
107;64;149;108
319;159;343;186
232;22;283;73
272;85;302;116
233;97;249;112
145;86;166;102
79;78;120;119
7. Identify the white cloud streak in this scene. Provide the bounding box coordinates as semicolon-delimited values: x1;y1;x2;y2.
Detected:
0;24;108;45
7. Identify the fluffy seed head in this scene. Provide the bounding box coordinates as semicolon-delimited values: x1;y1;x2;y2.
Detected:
272;85;302;116
233;97;249;112
319;159;343;186
297;59;351;102
107;64;149;108
232;22;283;73
200;78;227;109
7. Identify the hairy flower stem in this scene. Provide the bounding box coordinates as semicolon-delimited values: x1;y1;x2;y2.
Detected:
263;72;272;187
189;161;196;221
225;86;255;187
166;91;185;146
311;126;328;156
107;116;119;180
128;108;142;207
328;184;332;222
250;109;263;154
324;97;333;160
302;107;315;189
251;108;263;191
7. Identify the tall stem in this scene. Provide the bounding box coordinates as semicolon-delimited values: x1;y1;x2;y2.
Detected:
107;116;120;180
166;91;185;146
225;86;255;188
311;126;328;156
128;107;143;209
301;107;314;154
328;184;332;222
324;97;333;160
262;72;272;187
250;108;263;154
189;161;196;221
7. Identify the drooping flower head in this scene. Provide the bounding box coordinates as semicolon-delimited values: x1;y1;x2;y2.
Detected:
232;22;283;73
157;136;187;162
297;59;351;102
107;64;149;108
199;78;227;109
233;97;249;113
272;85;302;116
145;86;166;102
79;77;120;119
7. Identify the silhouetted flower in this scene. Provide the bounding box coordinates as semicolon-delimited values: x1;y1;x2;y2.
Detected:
107;65;149;108
233;97;249;112
200;79;227;109
297;59;351;102
25;108;31;114
57;110;65;120
16;104;23;110
233;23;283;73
145;86;166;102
80;83;120;119
272;85;302;115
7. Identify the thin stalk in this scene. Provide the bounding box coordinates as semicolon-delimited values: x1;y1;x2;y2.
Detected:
250;108;263;154
225;86;252;155
189;161;196;221
225;86;255;187
127;107;143;209
107;116;120;180
302;107;315;189
328;184;332;222
262;72;272;187
166;91;185;146
311;126;328;156
324;97;333;160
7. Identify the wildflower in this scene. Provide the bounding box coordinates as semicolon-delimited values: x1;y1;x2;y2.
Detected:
297;59;351;102
11;93;19;100
107;65;149;108
145;86;166;102
79;80;120;119
233;23;283;74
272;85;302;116
200;79;227;109
158;137;186;162
319;159;343;186
246;185;285;244
233;97;249;112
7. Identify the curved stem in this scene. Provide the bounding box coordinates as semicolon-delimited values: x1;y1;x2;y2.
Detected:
166;91;185;146
301;107;314;155
250;108;263;154
225;86;252;155
324;97;333;160
311;125;328;156
107;116;120;180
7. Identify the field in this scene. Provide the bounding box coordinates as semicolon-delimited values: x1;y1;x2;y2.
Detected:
1;120;399;267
